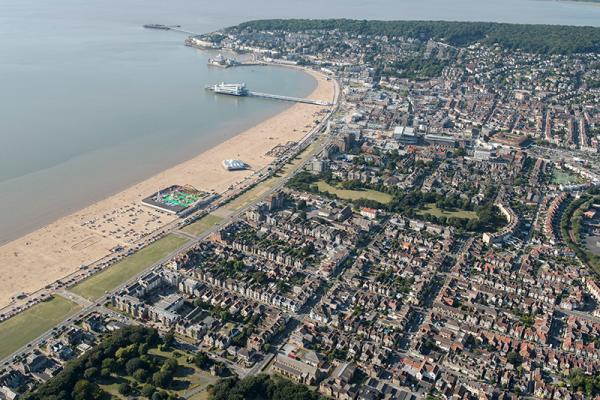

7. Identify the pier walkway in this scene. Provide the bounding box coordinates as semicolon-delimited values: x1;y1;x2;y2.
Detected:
170;27;199;35
247;91;332;106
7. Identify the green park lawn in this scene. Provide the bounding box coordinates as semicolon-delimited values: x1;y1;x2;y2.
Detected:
417;203;478;220
97;345;217;398
316;180;393;204
148;348;218;395
98;378;129;399
0;295;80;359
552;169;584;185
226;175;281;212
182;214;224;236
70;234;188;300
188;392;210;400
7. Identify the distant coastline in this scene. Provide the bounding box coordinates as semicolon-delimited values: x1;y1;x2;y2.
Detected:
559;0;600;3
231;19;600;54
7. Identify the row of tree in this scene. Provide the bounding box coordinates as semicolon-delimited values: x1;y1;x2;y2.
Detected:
208;374;326;400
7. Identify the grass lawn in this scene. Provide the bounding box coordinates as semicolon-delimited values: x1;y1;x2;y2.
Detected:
97;348;218;399
226;177;280;212
98;374;147;399
182;214;224;236
553;169;584;185
0;295;80;359
70;234;189;300
98;377;128;399
417;203;478;220
148;348;218;394
316;180;393;204
188;391;210;400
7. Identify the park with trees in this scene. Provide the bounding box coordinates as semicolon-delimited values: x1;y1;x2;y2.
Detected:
22;326;224;400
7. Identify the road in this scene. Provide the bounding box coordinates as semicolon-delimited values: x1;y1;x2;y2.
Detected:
0;76;342;369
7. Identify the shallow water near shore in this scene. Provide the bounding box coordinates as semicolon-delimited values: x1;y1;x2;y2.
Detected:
1;0;599;244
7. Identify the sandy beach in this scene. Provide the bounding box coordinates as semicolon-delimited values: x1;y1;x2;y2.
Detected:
0;68;334;308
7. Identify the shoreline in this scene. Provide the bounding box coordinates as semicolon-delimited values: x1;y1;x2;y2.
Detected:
0;67;334;309
0;64;315;248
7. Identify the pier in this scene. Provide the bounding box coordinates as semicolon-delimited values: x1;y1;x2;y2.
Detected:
143;24;199;36
169;27;200;35
205;83;332;106
247;91;332;106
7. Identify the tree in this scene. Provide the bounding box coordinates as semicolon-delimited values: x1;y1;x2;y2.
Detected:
193;352;213;370
212;362;232;377
118;382;131;396
162;358;178;373
152;391;167;400
507;351;522;366
297;199;307;210
72;379;103;400
141;384;156;398
138;343;149;355
83;367;97;380
101;357;117;372
453;147;466;157
126;357;146;376
162;331;175;350
207;374;323;400
133;368;149;383
152;370;172;388
73;380;91;400
116;344;138;361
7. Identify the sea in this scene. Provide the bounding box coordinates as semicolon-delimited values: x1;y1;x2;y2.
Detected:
1;0;599;244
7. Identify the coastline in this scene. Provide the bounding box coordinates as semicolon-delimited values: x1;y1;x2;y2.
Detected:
0;67;334;309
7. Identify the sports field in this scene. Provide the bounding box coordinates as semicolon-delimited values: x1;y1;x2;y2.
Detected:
70;234;188;300
316;180;393;204
182;213;224;236
0;295;80;359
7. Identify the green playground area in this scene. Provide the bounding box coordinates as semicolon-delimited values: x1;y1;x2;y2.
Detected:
160;190;201;208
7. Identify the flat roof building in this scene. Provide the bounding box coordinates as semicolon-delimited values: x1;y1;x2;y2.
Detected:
424;134;456;148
